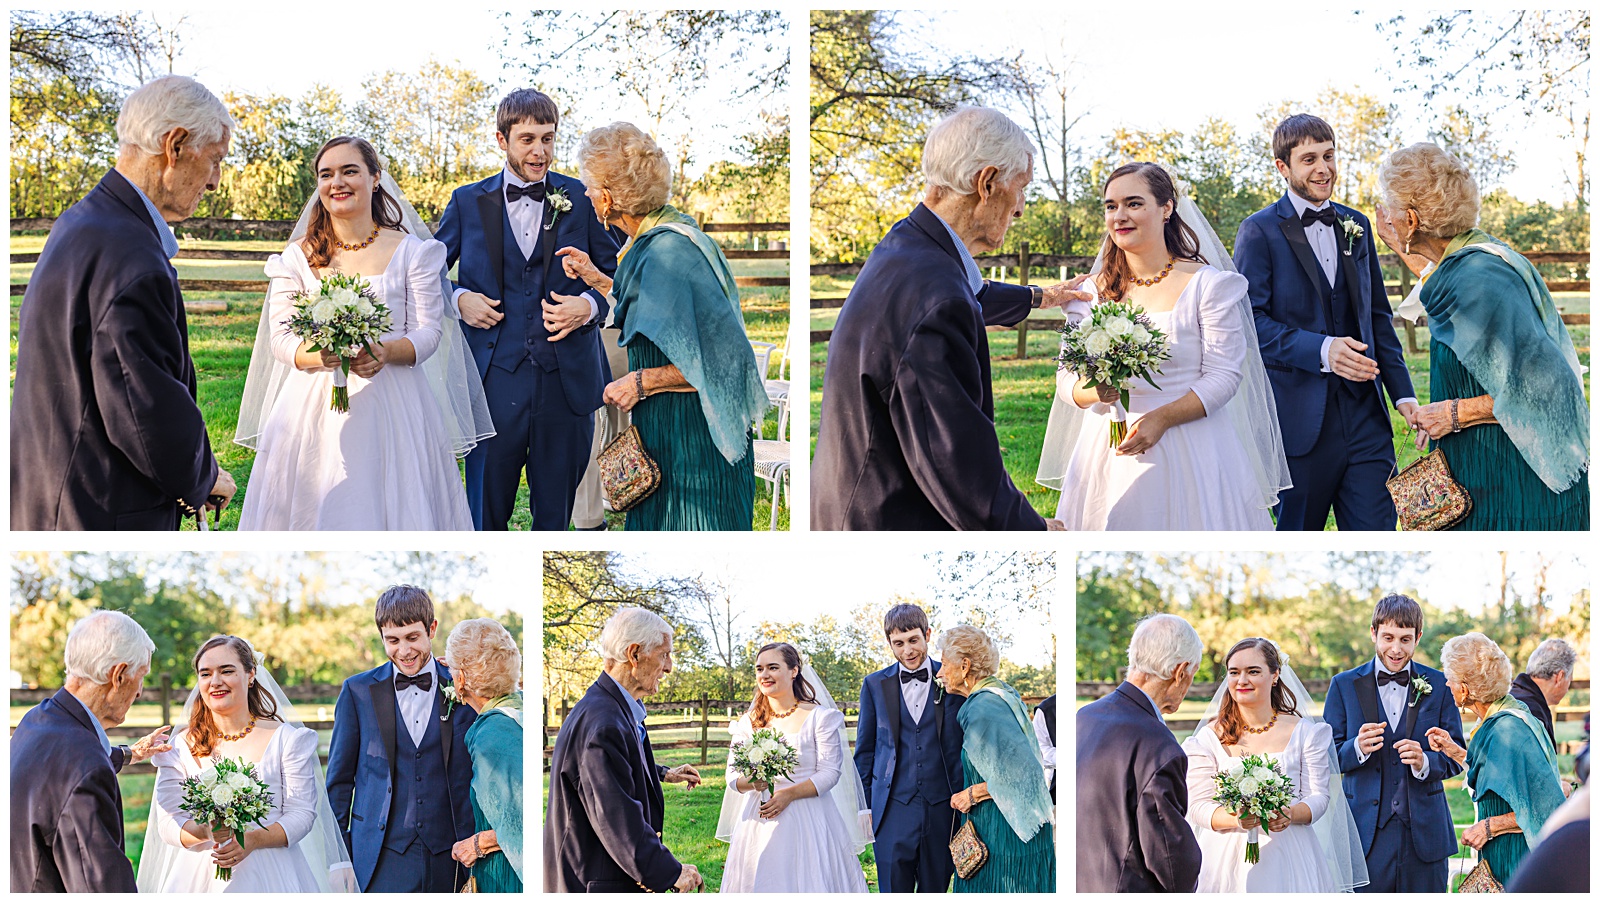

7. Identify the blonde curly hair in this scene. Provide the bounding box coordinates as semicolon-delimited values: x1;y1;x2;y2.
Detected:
1439;632;1513;706
936;624;1000;680
1377;143;1481;240
445;618;521;699
577;122;672;217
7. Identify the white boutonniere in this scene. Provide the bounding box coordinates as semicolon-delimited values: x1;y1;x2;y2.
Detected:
1409;675;1432;708
545;188;572;231
441;684;459;721
1339;215;1363;257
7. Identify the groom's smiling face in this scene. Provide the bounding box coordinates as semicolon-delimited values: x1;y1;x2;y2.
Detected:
1276;138;1338;205
499;119;557;184
1371;622;1419;673
887;627;931;671
382;620;437;677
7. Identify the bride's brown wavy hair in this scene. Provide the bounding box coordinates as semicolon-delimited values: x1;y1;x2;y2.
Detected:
1214;637;1299;747
1094;162;1207;302
302;136;407;270
747;642;818;729
186;635;280;760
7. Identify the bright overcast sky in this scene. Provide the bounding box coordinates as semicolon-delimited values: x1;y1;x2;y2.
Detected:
914;8;1579;203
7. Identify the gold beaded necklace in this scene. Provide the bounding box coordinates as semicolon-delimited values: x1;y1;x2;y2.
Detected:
1131;255;1176;287
1240;710;1278;734
218;716;257;742
334;226;381;252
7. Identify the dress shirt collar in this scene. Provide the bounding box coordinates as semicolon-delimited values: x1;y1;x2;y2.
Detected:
1130;681;1163;718
122;173;181;259
603;670;648;726
394;654;438;690
65;687;113;757
503;164;546;193
897;658;934;678
1286;189;1332;217
928;207;985;295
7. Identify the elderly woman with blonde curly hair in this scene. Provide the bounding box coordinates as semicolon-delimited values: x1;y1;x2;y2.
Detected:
1427;632;1566;886
444;619;524;892
1375;143;1589;530
554;122;769;530
936;625;1055;892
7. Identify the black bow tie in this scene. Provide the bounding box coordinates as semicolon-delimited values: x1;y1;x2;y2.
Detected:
1377;669;1410;687
396;671;433;692
1301;206;1339;229
900;668;929;684
506;181;546;204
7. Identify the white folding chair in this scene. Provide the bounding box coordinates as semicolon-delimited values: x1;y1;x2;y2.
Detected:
752;439;790;530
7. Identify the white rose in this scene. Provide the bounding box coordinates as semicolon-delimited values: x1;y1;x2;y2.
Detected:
1237;776;1260;798
355;296;374;315
311;296;339;322
1251;766;1276;784
330;286;359;308
1083;330;1113;356
746;746;767;765
226;771;253;790
1225;760;1247;779
209;784;236;807
1130;324;1151;344
199;767;220;787
1103;315;1134;337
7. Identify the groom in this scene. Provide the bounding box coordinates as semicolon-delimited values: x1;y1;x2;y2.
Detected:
435;88;621;530
327;586;476;892
855;603;965;892
1325;593;1464;893
1234;114;1418;531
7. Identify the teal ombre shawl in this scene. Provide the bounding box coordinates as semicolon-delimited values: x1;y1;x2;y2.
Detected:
466;692;524;879
960;677;1052;843
1420;230;1589;492
1465;696;1566;849
613;206;769;464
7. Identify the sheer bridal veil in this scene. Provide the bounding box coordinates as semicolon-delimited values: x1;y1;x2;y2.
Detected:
234;170;494;456
1035;170;1291;509
136;650;355;892
714;662;874;854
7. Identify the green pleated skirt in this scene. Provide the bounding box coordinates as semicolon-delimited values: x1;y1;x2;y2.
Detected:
1473;792;1528;887
951;753;1056;893
623;333;755;531
466;787;521;892
1430;339;1589;530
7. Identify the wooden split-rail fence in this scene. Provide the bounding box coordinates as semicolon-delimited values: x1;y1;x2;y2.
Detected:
810;242;1592;356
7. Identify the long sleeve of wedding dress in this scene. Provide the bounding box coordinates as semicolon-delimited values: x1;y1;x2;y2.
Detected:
151;744;202;850
1180;729;1223;831
1295;721;1332;822
808;709;846;796
264;250;310;367
1188;271;1250;417
274;727;320;846
398;239;447;365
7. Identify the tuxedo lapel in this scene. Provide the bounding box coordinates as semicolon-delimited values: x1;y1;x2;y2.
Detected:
881;668;901;741
1333;204;1371;324
367;666;399;777
476;178;506;299
1353;664;1382;731
1402;684;1421;739
1278;212;1330;299
437;663;453;772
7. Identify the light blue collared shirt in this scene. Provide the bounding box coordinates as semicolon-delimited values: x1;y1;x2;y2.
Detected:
602;670;649;742
121;173;180;260
929;208;984;296
66;688;113;758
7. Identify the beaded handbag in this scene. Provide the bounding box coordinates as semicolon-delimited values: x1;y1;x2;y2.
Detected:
1386;448;1472;531
1458;857;1502;893
598;425;661;512
949;813;988;880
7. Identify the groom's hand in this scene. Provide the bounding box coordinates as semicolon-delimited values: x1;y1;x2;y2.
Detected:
664;764;702;789
1356;722;1387;756
543;292;591;341
1326;337;1380;382
1393;738;1426;771
458;292;505;328
128;725;174;764
674;864;703;892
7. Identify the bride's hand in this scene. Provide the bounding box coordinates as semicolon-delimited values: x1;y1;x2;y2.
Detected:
1236;812;1261;832
739;777;770;794
1116;412;1169;456
212;830;252;869
758;786;792;819
349;342;388;378
295;344;340;373
1266;810;1292;832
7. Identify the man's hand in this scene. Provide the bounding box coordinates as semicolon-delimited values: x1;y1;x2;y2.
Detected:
459;292;504;329
1039;279;1094;310
1394;737;1426;771
207;468;237;514
664;763;702;789
1045;518;1066;531
543;291;591;341
128;725;174;764
1396;400;1421;431
674;864;703;892
1356;721;1387;756
1327;337;1379;382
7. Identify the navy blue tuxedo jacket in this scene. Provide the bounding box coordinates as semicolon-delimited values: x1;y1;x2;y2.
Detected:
812;203;1047;530
544;676;680;893
325;660;476;890
433;169;619;415
10;168;217;529
1234;194;1413;456
1324;659;1464;863
853;659;965;835
10;689;136;892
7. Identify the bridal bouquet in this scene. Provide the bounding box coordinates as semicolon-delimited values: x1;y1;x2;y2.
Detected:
176;757;275;880
282;273;392;412
729;727;800;802
1212;754;1295;864
1055;300;1170;445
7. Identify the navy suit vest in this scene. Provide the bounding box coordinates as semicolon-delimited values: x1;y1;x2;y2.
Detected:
1377;711;1412;827
887;692;951;805
489;213;556;373
387;702;456;854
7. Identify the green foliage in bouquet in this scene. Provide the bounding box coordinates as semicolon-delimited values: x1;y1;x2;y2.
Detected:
1056;300;1171;445
1212;753;1296;864
282;273;393;412
728;726;801;801
176;756;275;880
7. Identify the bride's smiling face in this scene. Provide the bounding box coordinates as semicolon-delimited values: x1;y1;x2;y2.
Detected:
754;648;797;699
1103;173;1173;255
1225;646;1275;708
197;645;251;717
315;143;378;221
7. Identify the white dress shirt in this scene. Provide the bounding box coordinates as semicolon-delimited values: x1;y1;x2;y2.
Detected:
899;659;935;722
1032;706;1055;785
394;656;439;747
1354;657;1429;779
449;164;597;322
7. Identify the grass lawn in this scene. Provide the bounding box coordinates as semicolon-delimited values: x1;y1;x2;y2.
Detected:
814;272;1591;524
10;237;791;530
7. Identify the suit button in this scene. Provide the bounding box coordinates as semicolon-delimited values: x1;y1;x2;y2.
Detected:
487;341;495;349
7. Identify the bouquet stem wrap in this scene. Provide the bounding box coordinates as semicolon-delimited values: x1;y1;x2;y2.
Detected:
1245;825;1261;864
331;360;351;412
1109;392;1131;446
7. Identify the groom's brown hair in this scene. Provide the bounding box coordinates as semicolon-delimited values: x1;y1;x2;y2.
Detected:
1272;114;1336;162
497;88;559;136
1371;593;1424;634
883;603;930;639
375;585;435;630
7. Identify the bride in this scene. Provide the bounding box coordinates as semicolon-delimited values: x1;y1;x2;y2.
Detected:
136;636;354;892
1182;638;1367;893
234;136;492;530
1038;162;1290;529
715;642;870;892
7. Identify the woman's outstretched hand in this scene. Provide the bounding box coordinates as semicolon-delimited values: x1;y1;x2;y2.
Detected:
556;246;613;294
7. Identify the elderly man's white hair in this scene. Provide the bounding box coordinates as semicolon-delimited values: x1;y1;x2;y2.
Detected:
921;105;1035;196
1126;613;1202;681
598;607;673;664
64;610;155;684
1527;638;1577;679
116;75;234;156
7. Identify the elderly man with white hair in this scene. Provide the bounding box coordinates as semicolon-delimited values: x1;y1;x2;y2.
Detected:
813;105;1088;530
1076;613;1204;892
10;611;174;891
544;607;704;892
12;74;236;530
1511;637;1578;748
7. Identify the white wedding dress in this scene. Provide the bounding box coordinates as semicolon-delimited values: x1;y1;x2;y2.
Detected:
236;233;473;530
719;708;869;893
146;725;326;892
1183;718;1338;893
1053;266;1275;530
